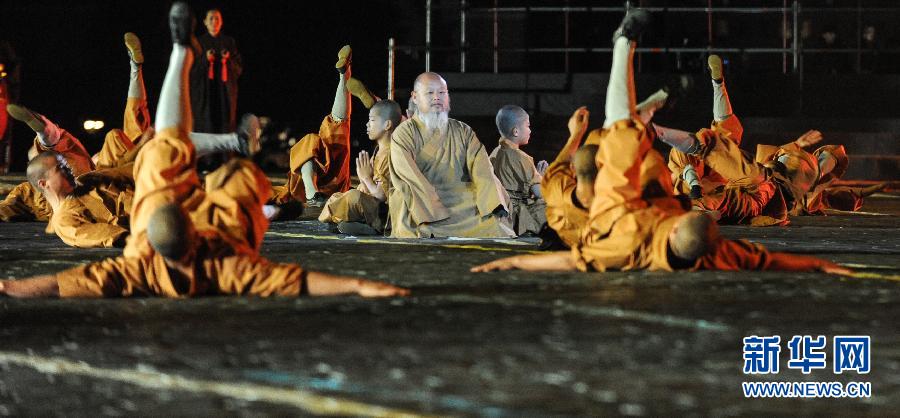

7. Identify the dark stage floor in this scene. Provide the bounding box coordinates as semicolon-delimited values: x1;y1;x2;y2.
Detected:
1;187;898;416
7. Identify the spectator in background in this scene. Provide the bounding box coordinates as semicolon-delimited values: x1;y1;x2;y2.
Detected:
191;8;243;134
860;25;882;74
809;23;851;74
0;40;21;173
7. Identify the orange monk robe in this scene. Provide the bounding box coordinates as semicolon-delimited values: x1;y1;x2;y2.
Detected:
44;97;148;247
0;181;52;222
791;145;866;214
388;117;513;238
94;96;152;169
318;143;391;232
1;127;96;223
754;141;820;217
573;120;685;271
49;172;133;248
682;125;791;227
668;116;744;196
540;160;586;249
272;115;350;203
542;127;673;248
489;138;545;235
571;120;822;273
56;127;304;298
56;236;304;298
124;129;271;259
31;128;95;178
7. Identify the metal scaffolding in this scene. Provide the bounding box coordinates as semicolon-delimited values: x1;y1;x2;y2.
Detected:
393;1;900;78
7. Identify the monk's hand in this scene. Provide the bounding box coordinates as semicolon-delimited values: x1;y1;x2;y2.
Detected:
356;280;410;297
536;160;549;175
794;130;823;148
471;256;520;272
568;106;590;138
356;150;374;182
206;49;216;61
820;262;854;277
221;49;230;61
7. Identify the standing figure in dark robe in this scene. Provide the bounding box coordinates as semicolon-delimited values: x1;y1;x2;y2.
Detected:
191;9;242;134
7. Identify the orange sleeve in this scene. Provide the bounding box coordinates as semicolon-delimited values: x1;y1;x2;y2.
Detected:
52;209;128;248
697;239;830;271
541;161;575;207
55;256;147;298
123;97;151;141
590;120;650;212
210;256;305;297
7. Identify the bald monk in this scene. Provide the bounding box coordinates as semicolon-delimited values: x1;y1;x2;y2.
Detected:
272;45;377;208
539;107;592;249
0;4;408;299
489;105;547;235
2;33;151;224
389;72;513;238
756;139;887;214
0;103;95;223
654;55;818;226
658;55;743;201
472;10;852;276
318;99;402;235
25;151;132;248
541;87;674;249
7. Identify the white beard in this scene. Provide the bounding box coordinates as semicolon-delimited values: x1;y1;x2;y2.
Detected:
419;111;449;134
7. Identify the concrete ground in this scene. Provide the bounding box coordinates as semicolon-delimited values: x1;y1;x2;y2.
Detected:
0;176;898;416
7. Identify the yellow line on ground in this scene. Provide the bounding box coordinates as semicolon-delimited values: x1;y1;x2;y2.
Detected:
266;231;541;254
839;263;900;270
0;351;432;417
847;272;900;282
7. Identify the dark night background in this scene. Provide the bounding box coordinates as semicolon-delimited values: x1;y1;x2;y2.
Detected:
3;1;900;174
0;0;422;170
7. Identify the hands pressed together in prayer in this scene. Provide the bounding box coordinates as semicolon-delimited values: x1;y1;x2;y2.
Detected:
536;160;549;176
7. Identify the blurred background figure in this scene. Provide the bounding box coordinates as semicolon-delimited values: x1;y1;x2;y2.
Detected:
191;8;242;134
0;40;21;174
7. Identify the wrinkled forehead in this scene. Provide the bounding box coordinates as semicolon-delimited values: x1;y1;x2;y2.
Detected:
415;76;447;93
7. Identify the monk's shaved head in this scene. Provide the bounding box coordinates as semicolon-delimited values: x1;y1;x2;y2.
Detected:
495;105;529;139
147;203;195;261
573;145;599;181
412;72;450;131
371;99;403;129
413;72;447;92
26;152;58;189
669;211;719;262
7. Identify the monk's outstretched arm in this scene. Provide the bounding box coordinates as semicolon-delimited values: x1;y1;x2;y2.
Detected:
765;252;853;275
0;275;60;298
471;251;577;272
553;107;590;165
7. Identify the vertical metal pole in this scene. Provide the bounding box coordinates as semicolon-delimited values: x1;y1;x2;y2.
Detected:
793;1;800;76
493;0;499;74
707;0;713;47
425;0;432;72
460;0;466;73
856;0;862;73
388;38;395;100
782;0;788;74
564;0;570;73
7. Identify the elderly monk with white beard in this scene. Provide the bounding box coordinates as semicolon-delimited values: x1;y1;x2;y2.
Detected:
388;72;514;238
